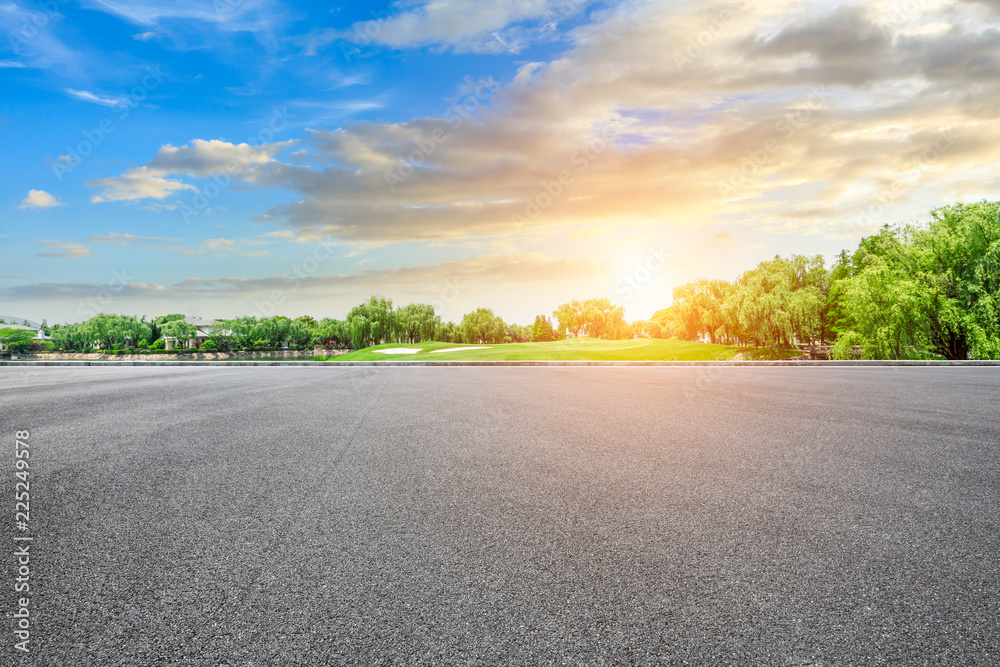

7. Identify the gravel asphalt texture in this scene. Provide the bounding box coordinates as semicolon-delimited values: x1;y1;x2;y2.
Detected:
1;366;998;666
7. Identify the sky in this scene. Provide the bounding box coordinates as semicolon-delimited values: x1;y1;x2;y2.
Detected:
2;0;999;326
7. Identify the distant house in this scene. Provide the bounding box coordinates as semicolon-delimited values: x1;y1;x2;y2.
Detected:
163;318;219;350
0;323;50;351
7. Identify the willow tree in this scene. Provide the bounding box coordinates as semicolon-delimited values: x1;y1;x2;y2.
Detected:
725;255;826;350
82;314;154;350
345;296;397;349
160;319;197;349
396;303;440;344
214;316;256;349
312;318;347;348
460;308;506;344
832;202;1000;360
552;300;584;337
552;298;628;339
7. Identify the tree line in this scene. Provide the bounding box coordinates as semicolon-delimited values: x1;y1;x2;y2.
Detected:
19;201;999;359
34;296;634;354
37;301;535;353
651;254;830;349
651;201;999;359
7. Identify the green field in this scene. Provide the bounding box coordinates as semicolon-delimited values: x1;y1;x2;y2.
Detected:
324;337;802;361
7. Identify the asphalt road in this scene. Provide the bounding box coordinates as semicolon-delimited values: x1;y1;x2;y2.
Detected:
1;366;998;666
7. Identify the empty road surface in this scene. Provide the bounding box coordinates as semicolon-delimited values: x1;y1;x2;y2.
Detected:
1;366;998;665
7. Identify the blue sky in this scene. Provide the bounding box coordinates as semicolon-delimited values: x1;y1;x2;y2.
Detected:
3;0;999;324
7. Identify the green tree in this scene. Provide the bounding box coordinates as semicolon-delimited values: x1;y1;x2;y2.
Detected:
721;255;826;351
313;318;348;347
460;308;506;344
251;316;291;348
531;315;558;342
507;323;533;343
553;298;629;339
396;303;440;344
552;300;583;337
48;323;90;351
0;328;36;353
213;317;256;349
577;298;629;339
78;314;153;350
630;320;663;338
287;319;313;347
437;321;459;343
832;202;1000;359
160;319;197;349
346;296;397;349
205;320;233;351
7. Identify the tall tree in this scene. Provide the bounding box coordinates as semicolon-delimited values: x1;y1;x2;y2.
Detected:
832;202;1000;359
460;308;506;344
313;318;347;347
396;303;440;344
160;319;197;349
0;328;36;353
552;300;584;336
552;298;629;339
532;315;558;342
345;296;397;349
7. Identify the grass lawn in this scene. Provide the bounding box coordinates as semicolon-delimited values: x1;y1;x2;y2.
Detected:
323;337;802;361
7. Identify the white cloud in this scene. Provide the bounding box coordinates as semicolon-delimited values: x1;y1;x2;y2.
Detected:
84;0;281;36
0;2;81;71
83;0;1000;244
330;0;591;53
20;189;64;209
31;241;91;258
64;88;130;107
86;167;196;202
172;252;608;295
147;139;294;180
0;253;603;300
84;139;297;204
258;230;296;239
190;237;270;257
84;232;180;246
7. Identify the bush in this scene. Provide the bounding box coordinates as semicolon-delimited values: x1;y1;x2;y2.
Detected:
201;340;217;352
